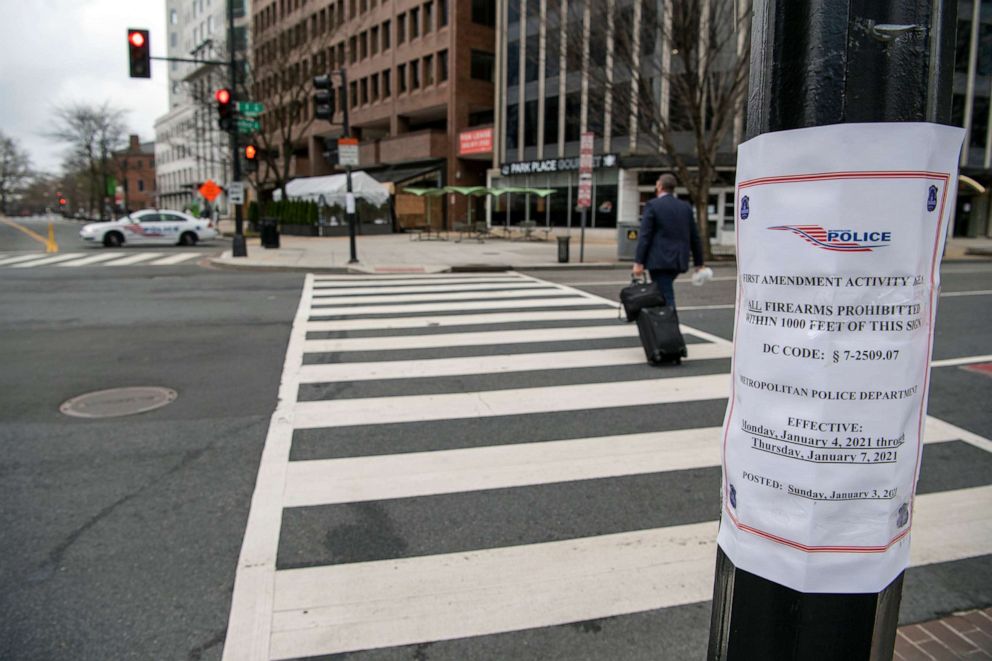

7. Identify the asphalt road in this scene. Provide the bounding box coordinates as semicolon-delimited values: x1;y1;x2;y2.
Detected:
0;236;989;660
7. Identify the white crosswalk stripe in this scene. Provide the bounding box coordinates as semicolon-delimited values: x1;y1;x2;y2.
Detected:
0;251;204;268
224;272;992;661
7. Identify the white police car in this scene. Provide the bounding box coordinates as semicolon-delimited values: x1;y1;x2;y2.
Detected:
79;210;218;247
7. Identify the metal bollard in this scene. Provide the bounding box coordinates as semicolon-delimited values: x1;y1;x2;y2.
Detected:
557;235;570;263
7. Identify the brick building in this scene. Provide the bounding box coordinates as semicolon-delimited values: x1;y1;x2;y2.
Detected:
251;0;497;229
113;135;157;212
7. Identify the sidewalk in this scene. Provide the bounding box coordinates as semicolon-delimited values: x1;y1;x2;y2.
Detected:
209;222;992;273
896;607;992;660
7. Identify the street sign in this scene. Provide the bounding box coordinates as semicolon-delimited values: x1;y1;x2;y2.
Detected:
577;132;594;208
228;181;245;205
338;137;359;166
237;101;264;116
236;119;260;133
199;179;222;203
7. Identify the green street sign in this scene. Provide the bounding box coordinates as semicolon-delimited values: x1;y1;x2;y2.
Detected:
236;118;260;133
238;101;264;117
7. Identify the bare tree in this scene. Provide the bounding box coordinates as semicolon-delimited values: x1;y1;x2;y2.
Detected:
247;11;348;200
0;130;32;214
47;102;128;219
558;0;751;259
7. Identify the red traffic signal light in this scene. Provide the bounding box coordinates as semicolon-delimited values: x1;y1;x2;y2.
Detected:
58;198;67;206
216;89;234;131
127;28;150;78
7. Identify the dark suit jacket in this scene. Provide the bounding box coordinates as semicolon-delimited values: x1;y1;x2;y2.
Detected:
634;194;704;273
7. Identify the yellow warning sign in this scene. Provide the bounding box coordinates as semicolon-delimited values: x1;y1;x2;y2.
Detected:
627;230;638;240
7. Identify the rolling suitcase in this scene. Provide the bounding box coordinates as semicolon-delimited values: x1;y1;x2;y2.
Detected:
619;276;666;321
636;305;687;365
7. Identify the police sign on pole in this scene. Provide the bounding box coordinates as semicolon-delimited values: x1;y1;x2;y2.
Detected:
719;122;965;593
577;132;594;208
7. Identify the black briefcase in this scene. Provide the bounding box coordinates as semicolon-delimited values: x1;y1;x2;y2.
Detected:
636;305;687;365
619;277;666;322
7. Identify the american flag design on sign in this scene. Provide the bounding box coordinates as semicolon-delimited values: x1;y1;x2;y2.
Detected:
767;225;878;252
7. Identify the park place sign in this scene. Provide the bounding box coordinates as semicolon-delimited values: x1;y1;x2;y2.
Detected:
500;153;618;176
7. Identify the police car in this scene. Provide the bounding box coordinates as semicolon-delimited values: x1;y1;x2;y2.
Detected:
79;210;218;247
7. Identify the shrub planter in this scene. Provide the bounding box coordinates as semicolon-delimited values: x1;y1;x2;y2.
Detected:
279;223;319;236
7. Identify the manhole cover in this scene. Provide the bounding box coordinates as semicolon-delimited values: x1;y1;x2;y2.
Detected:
59;387;178;419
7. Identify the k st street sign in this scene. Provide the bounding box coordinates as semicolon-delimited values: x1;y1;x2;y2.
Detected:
237;101;264;116
236;119;260;133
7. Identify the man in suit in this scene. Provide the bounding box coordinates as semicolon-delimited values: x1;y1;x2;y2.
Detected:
632;173;704;309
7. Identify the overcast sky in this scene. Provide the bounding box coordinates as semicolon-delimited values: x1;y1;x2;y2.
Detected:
0;0;168;174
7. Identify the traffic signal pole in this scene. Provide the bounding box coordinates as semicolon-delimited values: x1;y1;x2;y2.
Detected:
339;69;358;264
227;0;247;257
706;2;956;660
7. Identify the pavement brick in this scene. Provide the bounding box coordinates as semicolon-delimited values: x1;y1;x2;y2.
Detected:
896;610;992;660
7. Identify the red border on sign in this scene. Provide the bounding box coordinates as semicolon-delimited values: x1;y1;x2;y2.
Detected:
723;170;950;554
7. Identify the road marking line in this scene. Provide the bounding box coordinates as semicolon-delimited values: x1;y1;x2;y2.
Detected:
304;308;621;332
313;273;526;283
931;354;992;368
105;252;165;266
923;416;992;455
303;324;640;352
313;282;553;297
310;296;608;317
313;277;527;289
55;253;124;267
0;253;50;266
149;252;202;265
281;421;960;508
9;252;85;267
940;289;992;298
298;344;732;383
558;276;739;286
222;275;315;661
267;485;992;659
293;373;731;429
0;217;55;251
311;288;566;306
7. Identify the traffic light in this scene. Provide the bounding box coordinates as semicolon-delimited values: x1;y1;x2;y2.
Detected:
127;29;151;78
313;75;335;122
216;88;234;131
243;144;258;172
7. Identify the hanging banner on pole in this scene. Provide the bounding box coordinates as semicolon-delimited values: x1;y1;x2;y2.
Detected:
718;123;964;594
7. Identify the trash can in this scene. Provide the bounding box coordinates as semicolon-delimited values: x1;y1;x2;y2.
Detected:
557;235;571;263
617;222;640;261
260;218;280;249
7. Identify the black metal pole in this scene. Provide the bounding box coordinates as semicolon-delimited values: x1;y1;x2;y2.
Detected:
228;0;247;257
579;207;587;262
340;68;358;264
707;2;955;659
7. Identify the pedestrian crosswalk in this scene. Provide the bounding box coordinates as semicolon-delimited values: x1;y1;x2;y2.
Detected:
0;251;203;268
224;272;992;660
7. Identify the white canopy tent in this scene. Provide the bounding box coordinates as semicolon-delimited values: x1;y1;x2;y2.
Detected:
272;171;390;206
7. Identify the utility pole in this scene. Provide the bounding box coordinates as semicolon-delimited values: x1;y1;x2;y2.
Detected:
707;2;956;660
340;68;358;264
314;69;358;264
227;0;247;257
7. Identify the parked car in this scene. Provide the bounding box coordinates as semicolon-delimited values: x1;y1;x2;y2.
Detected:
79;209;218;247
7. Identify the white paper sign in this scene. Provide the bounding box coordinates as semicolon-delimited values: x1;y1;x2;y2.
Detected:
228;181;245;204
718;123;964;594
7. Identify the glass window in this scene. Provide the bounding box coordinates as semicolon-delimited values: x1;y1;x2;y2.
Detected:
361;77;368;104
524;99;539;147
371;72;379;99
398;13;406;43
507;40;520;86
411;58;420;88
545;26;560;79
410;7;420;39
971;97;989;149
508;0;520;24
525;34;539;82
611;81;631;137
424;54;434;85
506;103;519;149
360;31;368;59
978;23;992;76
424;2;433;34
170;9;178;24
439;49;448;81
383;69;391;97
138;180;145;192
544;95;559;146
398;63;407;92
955;20;971;73
471;50;496;81
439;0;448;27
565;91;580;141
383;20;391;50
371;26;379;55
472;0;496;27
